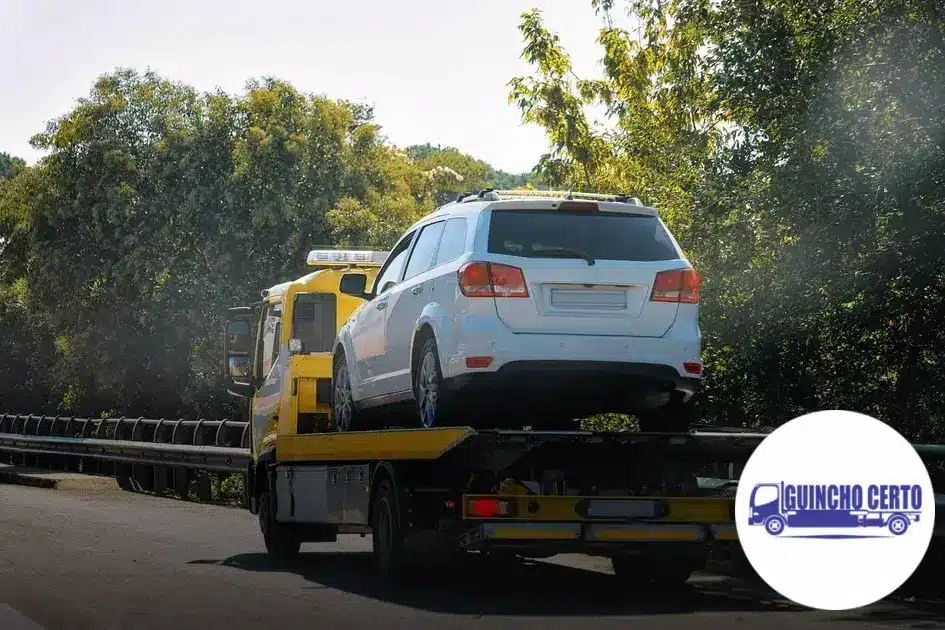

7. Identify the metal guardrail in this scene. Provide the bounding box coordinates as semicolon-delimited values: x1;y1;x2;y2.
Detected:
0;414;249;447
0;414;251;500
0;435;249;472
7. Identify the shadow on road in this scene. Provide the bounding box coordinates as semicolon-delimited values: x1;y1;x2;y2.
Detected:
189;551;807;617
829;601;945;629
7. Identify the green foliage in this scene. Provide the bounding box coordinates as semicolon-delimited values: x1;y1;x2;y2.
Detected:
512;0;945;439
0;152;25;180
0;69;540;419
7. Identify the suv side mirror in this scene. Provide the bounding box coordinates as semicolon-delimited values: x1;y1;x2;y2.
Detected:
224;307;256;398
339;273;371;300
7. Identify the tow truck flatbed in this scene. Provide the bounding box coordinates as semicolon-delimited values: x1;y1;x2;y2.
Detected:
245;425;757;584
275;426;770;463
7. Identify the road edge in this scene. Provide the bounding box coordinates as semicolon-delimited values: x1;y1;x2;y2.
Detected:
0;464;118;491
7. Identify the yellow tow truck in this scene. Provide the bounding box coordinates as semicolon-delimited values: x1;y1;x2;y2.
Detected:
224;247;751;585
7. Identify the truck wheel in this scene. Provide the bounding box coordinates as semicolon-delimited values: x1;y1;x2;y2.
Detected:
332;354;361;432
372;478;408;576
259;489;301;559
764;515;786;536
888;514;910;536
413;337;454;429
611;556;694;590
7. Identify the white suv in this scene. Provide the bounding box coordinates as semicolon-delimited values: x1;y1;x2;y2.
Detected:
331;189;702;433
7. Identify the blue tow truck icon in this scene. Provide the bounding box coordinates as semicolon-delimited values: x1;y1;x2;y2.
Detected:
748;482;923;537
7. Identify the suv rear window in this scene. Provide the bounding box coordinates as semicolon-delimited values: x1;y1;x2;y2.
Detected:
487;210;680;262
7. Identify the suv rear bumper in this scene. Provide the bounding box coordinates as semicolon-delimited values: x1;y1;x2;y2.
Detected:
443;360;700;418
443;319;700;382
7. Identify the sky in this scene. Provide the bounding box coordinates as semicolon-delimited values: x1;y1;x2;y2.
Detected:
0;0;624;174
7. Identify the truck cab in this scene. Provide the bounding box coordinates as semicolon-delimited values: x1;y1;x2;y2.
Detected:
222;248;387;512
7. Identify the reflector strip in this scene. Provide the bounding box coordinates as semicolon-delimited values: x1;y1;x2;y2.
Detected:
584;499;661;519
710;524;739;541
483;522;581;540
586;524;705;542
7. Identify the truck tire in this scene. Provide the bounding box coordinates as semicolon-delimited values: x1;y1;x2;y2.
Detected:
764;515;786;536
259;487;301;559
611;556;694;590
888;514;910;536
372;478;408;576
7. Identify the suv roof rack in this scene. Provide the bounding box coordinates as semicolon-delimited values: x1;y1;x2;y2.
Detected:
491;189;643;205
451;188;644;206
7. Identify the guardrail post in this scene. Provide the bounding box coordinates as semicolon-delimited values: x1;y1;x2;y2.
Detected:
170;418;190;499
130;417;155;492
111;418;137;491
152;419;169;494
192;419;213;501
35;416;51;469
197;474;213;501
26;415;40;468
60;417;77;472
78;417;91;473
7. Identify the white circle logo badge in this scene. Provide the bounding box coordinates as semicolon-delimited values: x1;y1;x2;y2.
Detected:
735;410;934;610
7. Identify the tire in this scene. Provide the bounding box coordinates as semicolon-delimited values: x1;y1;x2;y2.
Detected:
637;396;694;433
258;482;301;559
372;478;408;577
611;556;694;590
413;337;455;429
888;514;910;536
764;515;786;536
332;353;361;432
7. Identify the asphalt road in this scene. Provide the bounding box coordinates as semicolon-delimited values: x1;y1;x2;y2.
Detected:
2;484;945;630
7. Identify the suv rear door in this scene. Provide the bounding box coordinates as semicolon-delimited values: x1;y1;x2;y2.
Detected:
481;202;689;337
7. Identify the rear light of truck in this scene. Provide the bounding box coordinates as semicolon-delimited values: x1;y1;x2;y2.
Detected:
458;262;529;298
650;268;700;304
467;498;517;518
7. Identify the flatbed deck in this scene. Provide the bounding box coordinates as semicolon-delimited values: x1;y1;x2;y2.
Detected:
251;425;769;581
275;426;770;463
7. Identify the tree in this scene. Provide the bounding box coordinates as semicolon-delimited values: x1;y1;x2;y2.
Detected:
511;0;945;438
0;152;25;179
0;69;541;420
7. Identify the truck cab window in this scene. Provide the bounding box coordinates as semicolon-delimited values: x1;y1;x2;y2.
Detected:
292;293;338;354
260;303;283;378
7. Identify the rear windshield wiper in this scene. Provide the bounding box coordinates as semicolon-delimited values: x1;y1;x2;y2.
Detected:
532;246;596;266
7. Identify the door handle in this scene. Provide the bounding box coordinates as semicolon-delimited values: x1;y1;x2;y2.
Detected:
376;301;388;311
411;285;423;296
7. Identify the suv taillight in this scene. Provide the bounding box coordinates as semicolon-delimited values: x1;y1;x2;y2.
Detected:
651;268;700;304
458;262;529;298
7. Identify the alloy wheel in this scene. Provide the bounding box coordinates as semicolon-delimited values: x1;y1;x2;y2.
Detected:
417;350;439;428
333;362;353;432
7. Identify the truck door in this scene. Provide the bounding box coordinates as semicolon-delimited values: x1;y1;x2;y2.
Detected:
250;301;284;457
